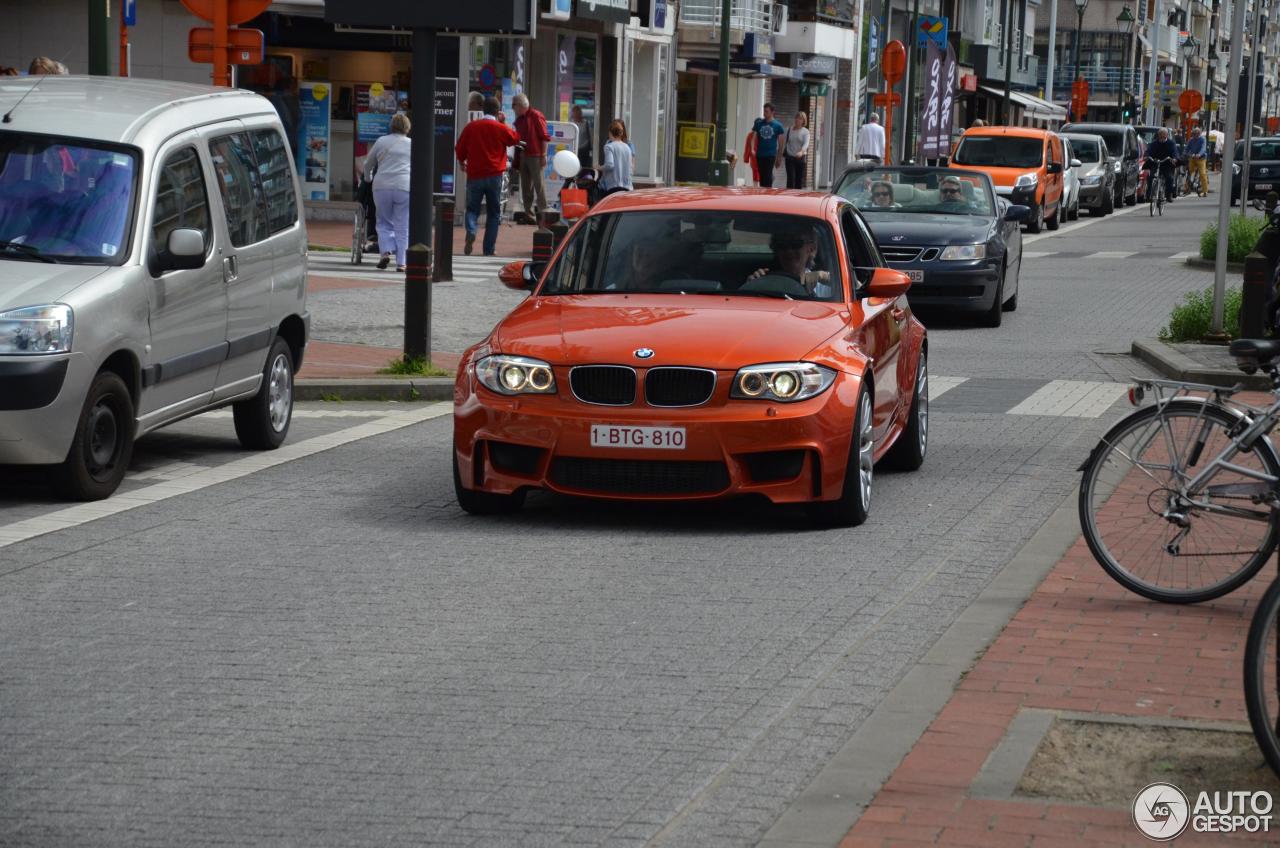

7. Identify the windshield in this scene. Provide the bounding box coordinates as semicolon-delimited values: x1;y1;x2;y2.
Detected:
835;168;995;217
540;211;843;302
1066;139;1101;163
1234;141;1280;160
0;133;138;264
952;135;1044;169
1069;127;1123;156
1137;128;1159;147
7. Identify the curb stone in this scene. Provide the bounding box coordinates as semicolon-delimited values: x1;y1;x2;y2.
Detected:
1130;337;1270;390
295;377;454;402
1184;255;1245;274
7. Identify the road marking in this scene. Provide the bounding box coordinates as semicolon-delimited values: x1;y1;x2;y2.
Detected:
197;409;393;420
1022;200;1141;245
1084;251;1138;259
308;253;515;283
0;404;451;550
930;376;968;400
126;461;210;481
1007;380;1128;417
1169;251;1197;261
1022;251;1058;259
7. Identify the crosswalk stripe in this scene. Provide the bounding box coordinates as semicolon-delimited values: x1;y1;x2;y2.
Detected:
1085;251;1138;259
1169;251;1197;261
1006;380;1128;418
930;376;968;400
1022;251;1057;259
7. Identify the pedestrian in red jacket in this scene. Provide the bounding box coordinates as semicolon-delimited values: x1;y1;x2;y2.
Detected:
512;93;551;224
455;97;520;256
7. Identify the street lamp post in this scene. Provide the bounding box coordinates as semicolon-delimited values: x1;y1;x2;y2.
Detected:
709;0;732;186
1118;5;1135;119
1073;0;1090;84
1181;34;1198;91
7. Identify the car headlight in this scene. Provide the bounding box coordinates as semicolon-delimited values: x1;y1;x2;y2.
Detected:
1080;175;1102;185
1113;160;1122;173
940;244;986;261
475;354;556;395
731;362;836;402
1014;172;1038;188
0;304;73;355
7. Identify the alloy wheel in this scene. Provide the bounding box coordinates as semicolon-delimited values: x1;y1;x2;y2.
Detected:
268;353;292;433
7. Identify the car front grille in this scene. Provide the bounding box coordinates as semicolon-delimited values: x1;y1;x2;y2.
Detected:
570;366;637;406
549;457;731;495
879;245;924;262
644;367;716;407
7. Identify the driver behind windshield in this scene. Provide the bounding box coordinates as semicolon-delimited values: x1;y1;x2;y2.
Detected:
747;226;833;298
937;175;973;212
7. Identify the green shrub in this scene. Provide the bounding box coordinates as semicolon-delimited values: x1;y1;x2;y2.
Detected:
1159;285;1243;341
1199;214;1268;262
379;356;452;377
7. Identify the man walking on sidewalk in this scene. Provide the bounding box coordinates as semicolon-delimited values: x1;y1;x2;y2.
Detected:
856;113;886;164
513;94;551;224
455;97;520;256
748;103;786;188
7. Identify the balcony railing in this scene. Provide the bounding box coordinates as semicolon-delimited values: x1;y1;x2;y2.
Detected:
1038;65;1147;99
678;0;775;33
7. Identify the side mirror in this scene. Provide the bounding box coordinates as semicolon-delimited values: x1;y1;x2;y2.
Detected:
1004;204;1031;222
865;267;911;299
1070;158;1082;169
499;260;545;290
152;228;205;274
1045;162;1063;175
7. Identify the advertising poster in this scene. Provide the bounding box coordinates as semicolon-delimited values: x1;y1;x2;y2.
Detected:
297;80;331;201
542;121;579;207
557;35;577;122
434;77;459;196
919;41;942;160
939;44;957;156
353;82;405;189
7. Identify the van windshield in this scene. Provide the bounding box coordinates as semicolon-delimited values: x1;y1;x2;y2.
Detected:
0;134;139;264
952;136;1044;169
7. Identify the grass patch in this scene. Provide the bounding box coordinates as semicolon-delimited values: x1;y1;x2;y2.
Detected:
318;392;344;403
1158;285;1242;341
378;356;453;377
1199;214;1268;263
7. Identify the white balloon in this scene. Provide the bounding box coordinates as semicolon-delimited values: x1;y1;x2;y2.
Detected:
553;149;581;179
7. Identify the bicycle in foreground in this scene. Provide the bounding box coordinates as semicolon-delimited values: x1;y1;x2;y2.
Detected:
1146;156;1176;216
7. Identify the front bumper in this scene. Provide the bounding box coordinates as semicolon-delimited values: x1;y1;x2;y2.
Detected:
0;352;91;464
453;366;865;504
995;185;1040;219
1078;182;1108;207
890;257;1002;312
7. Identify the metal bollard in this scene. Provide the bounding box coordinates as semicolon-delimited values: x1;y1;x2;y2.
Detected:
549;220;569;252
532;227;554;267
433;198;454;282
404;243;432;361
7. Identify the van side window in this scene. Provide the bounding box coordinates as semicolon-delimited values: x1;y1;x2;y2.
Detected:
208;132;268;247
249;128;298;234
152;147;210;262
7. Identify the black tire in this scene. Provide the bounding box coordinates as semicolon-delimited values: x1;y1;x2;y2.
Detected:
453;452;526;515
1079;400;1280;603
882;353;927;471
1244;577;1280;777
980;266;1005;328
1125;182;1137;205
1002;259;1019;311
1046;204;1060;230
52;371;135;501
233;336;294;450
1025;205;1043;234
1103;187;1115;214
807;382;874;527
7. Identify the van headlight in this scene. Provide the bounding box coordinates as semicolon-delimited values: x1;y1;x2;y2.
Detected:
731;362;835;402
475;354;556;395
0;304;73;354
1014;172;1038;188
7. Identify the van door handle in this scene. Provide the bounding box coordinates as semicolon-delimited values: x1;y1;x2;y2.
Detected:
222;255;238;282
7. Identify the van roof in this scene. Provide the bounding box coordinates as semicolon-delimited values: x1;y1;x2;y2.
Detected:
960;126;1056;139
0;75;273;146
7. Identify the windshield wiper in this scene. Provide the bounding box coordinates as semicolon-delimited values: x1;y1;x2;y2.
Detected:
0;241;57;263
733;290;794;300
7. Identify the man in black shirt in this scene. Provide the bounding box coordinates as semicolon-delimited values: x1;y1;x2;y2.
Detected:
1145;128;1179;202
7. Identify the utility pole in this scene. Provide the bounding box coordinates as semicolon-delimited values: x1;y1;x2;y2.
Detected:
1238;5;1264;213
1208;0;1249;337
88;0;111;74
1046;0;1059;106
1002;0;1014;123
902;0;921;160
1147;0;1162;124
709;0;732;186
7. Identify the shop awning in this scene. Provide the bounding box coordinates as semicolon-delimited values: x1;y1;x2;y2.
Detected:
683;58;801;79
979;85;1067;119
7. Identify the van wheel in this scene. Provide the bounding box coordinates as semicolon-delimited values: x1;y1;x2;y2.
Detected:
1026;206;1043;234
52;371;135;501
233;336;293;450
1046;206;1060;230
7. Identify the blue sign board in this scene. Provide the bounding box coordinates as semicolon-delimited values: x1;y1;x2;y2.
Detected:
123;0;136;25
916;15;948;50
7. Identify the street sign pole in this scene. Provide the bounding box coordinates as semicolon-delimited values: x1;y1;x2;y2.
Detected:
405;26;437;362
1208;0;1249;338
1045;0;1059;108
708;0;732;186
1146;0;1161;125
1239;7;1263;216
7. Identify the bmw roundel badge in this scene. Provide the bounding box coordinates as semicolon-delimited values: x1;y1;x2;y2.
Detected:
634;348;655;359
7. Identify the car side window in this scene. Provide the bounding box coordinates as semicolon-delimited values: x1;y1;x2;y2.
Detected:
542;215;608;293
249;128;298;235
840;207;876;293
151;146;210;270
208;132;268;247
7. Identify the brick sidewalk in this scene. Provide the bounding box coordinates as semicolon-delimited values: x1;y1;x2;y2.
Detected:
298;341;460;380
307;218;534;258
839;524;1274;847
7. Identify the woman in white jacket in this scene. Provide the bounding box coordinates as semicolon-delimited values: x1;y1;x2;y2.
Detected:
364;113;412;271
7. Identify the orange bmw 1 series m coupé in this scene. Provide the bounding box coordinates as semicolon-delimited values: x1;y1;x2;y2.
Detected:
452;188;927;526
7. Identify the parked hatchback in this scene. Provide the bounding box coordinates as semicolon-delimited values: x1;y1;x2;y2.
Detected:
0;76;309;500
1060;133;1116;215
950;126;1065;233
1231;137;1280;205
1061;122;1141;207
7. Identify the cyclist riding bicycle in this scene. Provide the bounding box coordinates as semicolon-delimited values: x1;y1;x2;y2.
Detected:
1144;128;1179;203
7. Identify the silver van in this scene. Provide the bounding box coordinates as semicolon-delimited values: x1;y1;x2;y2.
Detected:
0;77;309;500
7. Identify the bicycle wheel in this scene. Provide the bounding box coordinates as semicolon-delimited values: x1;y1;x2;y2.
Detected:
351;207;364;265
1245;576;1280;777
1150;182;1157;216
1080;399;1280;603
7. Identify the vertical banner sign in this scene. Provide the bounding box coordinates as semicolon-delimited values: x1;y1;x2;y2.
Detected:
868;18;879;69
939;43;957;156
434;77;458;196
557;35;577;122
919;40;943;160
297;80;331;201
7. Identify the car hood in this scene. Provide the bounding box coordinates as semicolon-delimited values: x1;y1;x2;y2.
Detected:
0;260;111;310
1076;161;1109;179
862;213;994;246
492;294;850;369
953;164;1040;188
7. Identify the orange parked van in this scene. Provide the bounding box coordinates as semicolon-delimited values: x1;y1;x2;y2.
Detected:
950;126;1065;233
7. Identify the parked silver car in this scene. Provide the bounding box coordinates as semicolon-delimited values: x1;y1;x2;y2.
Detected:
0;77;309;500
1061;132;1116;216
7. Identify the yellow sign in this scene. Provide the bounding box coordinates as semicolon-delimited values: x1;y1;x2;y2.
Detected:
679;126;711;159
370;82;384;98
311;83;329;101
1206;100;1218;111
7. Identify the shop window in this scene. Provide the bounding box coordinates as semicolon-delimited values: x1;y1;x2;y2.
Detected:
556;34;598;125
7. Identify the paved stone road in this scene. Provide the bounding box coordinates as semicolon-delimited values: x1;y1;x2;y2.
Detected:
0;195;1235;846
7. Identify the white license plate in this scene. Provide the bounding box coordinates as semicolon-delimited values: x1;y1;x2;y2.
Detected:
590;424;686;450
1257;184;1273;191
905;270;924;282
